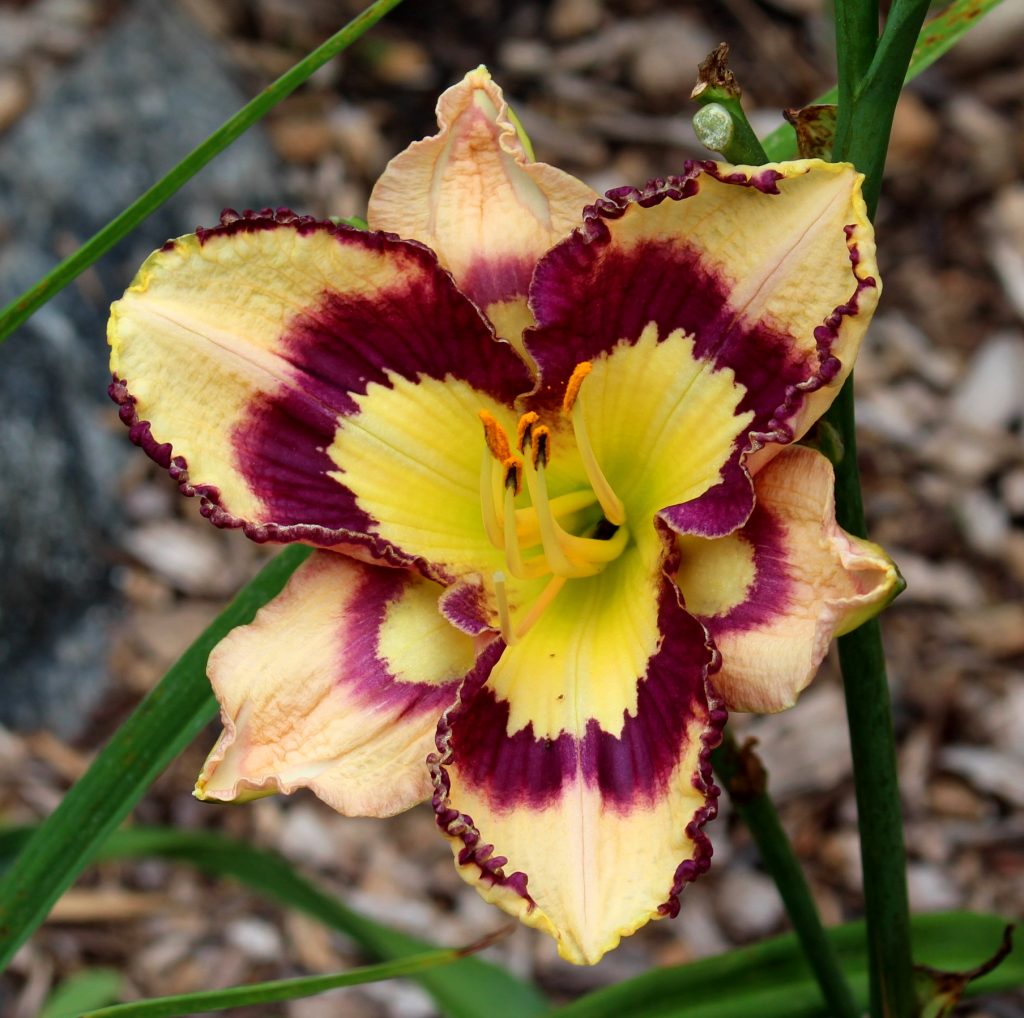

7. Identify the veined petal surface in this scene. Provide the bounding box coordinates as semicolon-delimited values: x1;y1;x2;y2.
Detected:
675;445;902;713
527;160;879;483
431;553;724;965
368;67;597;351
197;551;475;816
108;210;532;570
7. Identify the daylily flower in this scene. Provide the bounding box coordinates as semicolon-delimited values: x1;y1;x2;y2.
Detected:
107;68;899;964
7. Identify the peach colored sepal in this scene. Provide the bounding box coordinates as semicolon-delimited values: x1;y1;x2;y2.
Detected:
367;66;596;347
195;551;474;817
677;445;901;714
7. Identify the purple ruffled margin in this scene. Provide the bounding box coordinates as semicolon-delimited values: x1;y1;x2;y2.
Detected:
553;160;878;460
428;549;729;925
428;639;538;909
108;373;424;573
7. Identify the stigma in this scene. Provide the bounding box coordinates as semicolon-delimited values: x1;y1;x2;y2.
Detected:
477;364;630;643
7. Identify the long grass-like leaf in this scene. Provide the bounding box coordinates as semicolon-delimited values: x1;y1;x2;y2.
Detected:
77;952;463;1018
761;0;1005;161
0;545;311;971
40;969;122;1018
552;912;1021;1018
0;825;548;1018
0;0;404;343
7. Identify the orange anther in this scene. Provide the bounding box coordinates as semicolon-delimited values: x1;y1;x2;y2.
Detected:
478;410;511;461
502;456;524;495
516;411;539;453
530;425;551;469
562;361;593;414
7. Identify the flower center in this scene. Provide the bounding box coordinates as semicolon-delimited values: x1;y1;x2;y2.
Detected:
478;362;630;644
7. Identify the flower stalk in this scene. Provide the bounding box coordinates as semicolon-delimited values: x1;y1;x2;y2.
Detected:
829;1;934;1015
711;732;860;1018
696;60;861;1016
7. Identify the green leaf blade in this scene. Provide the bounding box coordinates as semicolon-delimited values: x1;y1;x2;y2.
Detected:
80;952;459;1018
40;968;123;1018
0;0;405;344
0;544;311;971
553;912;1022;1018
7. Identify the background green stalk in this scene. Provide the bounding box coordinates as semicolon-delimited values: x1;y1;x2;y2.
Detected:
712;733;860;1018
695;86;859;1017
0;0;405;344
829;1;933;1014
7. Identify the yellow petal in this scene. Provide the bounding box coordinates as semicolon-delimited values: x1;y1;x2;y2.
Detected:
527;160;879;466
368;66;597;350
196;551;474;815
432;554;722;964
108;211;530;559
675;445;901;713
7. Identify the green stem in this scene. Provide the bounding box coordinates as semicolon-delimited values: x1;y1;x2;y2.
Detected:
763;0;1007;163
697;74;860;1017
829;2;933;1015
712;732;860;1018
0;0;405;344
834;0;879;118
834;0;933;214
824;383;916;1018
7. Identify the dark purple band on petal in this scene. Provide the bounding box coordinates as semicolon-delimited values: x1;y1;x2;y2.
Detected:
438;577;493;636
110;377;429;572
441;581;716;812
528;221;810;432
459;254;536;311
526;168;874;453
659;458;754;539
115;209;534;563
226;211;531;542
430;583;726;911
698;498;793;637
343;564;463;714
431;640;537;906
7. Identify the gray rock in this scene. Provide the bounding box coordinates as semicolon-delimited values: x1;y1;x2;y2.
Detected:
0;0;284;734
950;331;1024;434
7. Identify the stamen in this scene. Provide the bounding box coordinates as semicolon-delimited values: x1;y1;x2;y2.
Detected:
478;411;513;550
516;411;539;453
492;571;514;645
503;484;550;580
530;426;551;470
561;522;630;564
478;410;511;462
515;575;567;639
515;490;598;546
523;440;583;578
562;362;626;526
562;361;592;414
502;455;523;496
479;451;504;549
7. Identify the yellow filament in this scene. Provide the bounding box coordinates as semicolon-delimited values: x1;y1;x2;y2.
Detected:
524;455;598;578
515;575;567;639
503;485;550;580
560;523;630;565
515;490;598;546
479;451;504;549
492;571;514;645
570;399;626;526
